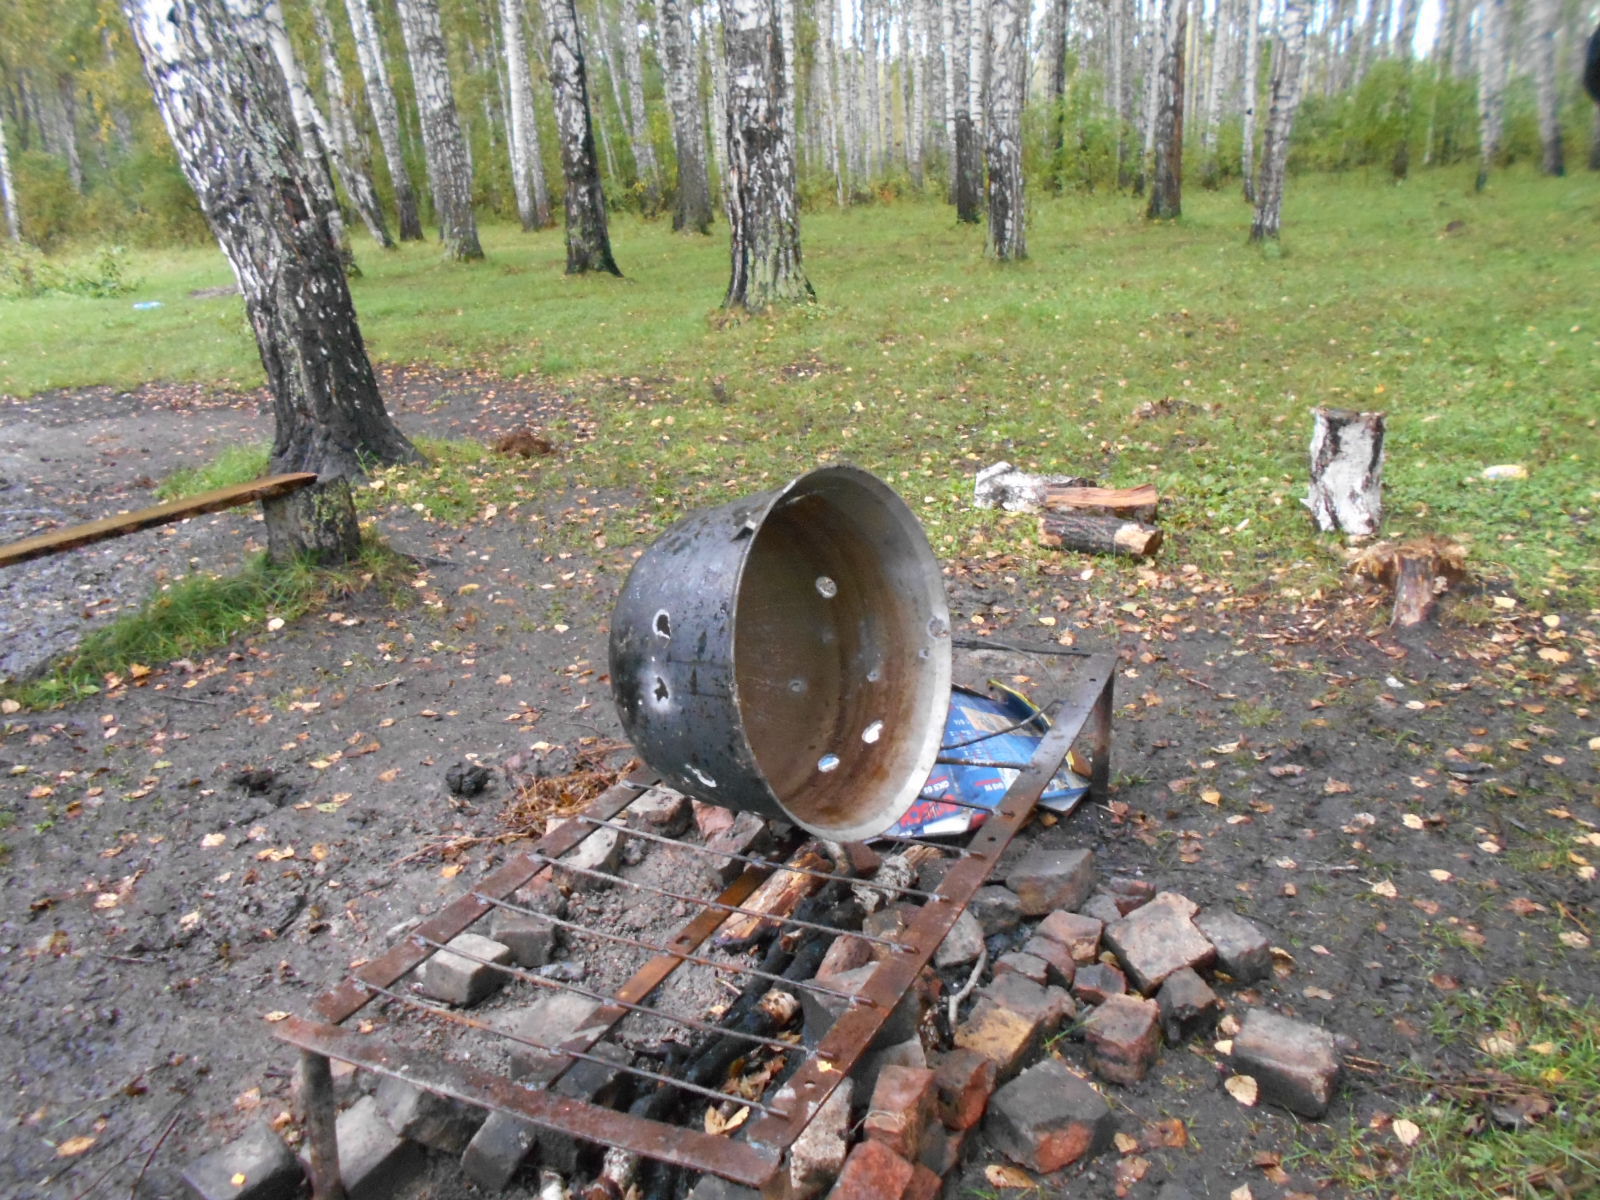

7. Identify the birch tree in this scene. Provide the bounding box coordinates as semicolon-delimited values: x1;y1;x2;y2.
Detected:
500;0;552;229
659;0;713;231
310;0;393;247
0;102;18;242
951;0;982;221
122;0;421;565
984;0;1025;258
1249;0;1307;241
395;0;483;259
721;0;812;308
549;0;621;273
1240;0;1261;202
1389;0;1419;179
618;0;662;209
1530;0;1562;175
1474;0;1507;191
1146;0;1186;218
343;0;424;239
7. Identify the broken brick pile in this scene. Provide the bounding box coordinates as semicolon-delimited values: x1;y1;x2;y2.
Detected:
182;840;1345;1200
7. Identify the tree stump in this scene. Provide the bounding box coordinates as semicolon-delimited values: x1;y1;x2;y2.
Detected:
1304;407;1385;536
263;477;362;566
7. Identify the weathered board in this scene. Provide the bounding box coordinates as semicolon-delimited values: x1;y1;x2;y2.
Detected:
0;473;318;568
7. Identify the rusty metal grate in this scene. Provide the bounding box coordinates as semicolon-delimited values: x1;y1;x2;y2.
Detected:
278;651;1116;1198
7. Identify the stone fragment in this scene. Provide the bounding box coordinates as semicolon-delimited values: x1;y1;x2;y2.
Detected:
1007;847;1096;917
933;908;985;969
501;992;608;1081
1037;910;1103;963
461;1111;537;1191
1103;892;1215;995
1079;892;1125;926
181;1122;303;1200
953;1000;1042;1081
491;875;566;968
704;811;771;882
1022;934;1077;988
418;932;514;1006
817;933;874;981
1157;967;1221;1046
828;1139;915;1200
992;951;1049;986
1155;1183;1199;1200
854;1038;929;1104
863;904;913;944
1104;875;1157;912
801;964;925;1050
1194;908;1273;983
864;1065;938;1161
1071;961;1126;1006
984;1058;1114;1173
1081;993;1163;1085
785;1079;854;1200
335;1095;425;1200
374;1075;484;1153
1231;1009;1343;1117
982;972;1076;1031
625;785;692;838
547;820;621;890
968;885;1023;935
932;1047;997;1131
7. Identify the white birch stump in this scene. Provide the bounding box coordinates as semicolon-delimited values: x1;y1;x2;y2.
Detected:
1304;407;1385;536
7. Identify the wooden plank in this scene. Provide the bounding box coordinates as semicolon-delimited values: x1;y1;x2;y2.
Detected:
1043;483;1160;512
0;473;318;568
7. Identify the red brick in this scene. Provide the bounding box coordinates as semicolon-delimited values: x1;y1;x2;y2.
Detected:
1103;892;1215;995
992;951;1048;986
817;934;873;982
1081;993;1162;1085
828;1139;914;1200
864;1065;938;1161
932;1048;997;1131
1036;910;1103;963
1231;1009;1343;1117
953;999;1041;1080
905;1162;943;1200
918;1122;969;1176
1071;961;1126;1006
1022;935;1077;988
984;1058;1113;1173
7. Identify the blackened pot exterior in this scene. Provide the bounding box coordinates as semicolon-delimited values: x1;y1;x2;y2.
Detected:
609;464;952;842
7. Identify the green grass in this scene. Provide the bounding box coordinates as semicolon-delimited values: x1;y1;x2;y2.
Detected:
156;442;271;500
4;163;1598;605
1309;983;1600;1199
3;541;411;709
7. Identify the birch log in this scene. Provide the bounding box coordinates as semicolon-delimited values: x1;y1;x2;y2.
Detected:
1304;407;1385;536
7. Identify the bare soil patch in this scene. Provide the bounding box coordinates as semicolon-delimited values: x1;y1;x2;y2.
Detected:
0;372;1595;1199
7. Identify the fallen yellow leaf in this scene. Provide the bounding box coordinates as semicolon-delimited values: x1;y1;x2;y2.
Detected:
55;1135;96;1157
984;1163;1035;1189
1225;1074;1259;1106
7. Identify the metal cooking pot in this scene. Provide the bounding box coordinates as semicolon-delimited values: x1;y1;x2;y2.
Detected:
609;464;952;842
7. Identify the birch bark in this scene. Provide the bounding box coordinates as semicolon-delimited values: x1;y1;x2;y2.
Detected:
1239;0;1260;202
660;0;713;230
343;0;424;238
1249;0;1307;241
501;0;552;228
951;0;981;220
309;0;395;248
1530;0;1563;175
619;0;662;207
984;0;1025;258
1146;0;1185;218
0;101;18;242
1474;0;1506;191
395;0;483;258
549;0;621;273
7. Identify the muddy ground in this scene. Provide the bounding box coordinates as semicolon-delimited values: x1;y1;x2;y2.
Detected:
0;374;1595;1200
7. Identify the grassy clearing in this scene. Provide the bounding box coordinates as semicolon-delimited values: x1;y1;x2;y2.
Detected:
5;540;411;709
3;164;1597;607
156;442;271;500
1312;984;1600;1198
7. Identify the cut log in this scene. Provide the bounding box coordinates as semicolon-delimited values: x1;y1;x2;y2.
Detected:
975;461;1094;512
1304;407;1385;536
711;842;836;951
0;473;318;568
1041;511;1163;558
1044;483;1160;522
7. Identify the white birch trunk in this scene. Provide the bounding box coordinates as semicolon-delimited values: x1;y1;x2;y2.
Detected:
310;0;395;248
813;0;844;203
709;12;730;187
619;0;663;206
984;0;1025;259
1239;0;1261;202
777;0;798;163
910;0;928;186
1474;0;1507;190
396;0;483;259
343;0;424;239
0;101;19;242
1390;0;1418;178
549;0;621;273
941;0;957;192
1202;0;1231;155
1531;0;1563;175
660;0;714;230
1146;0;1185;218
501;0;552;229
1249;0;1306;241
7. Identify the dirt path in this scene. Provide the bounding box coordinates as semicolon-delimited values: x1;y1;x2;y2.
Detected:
0;375;1595;1199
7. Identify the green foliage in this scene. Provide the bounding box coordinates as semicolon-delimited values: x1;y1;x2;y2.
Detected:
1312;984;1600;1198
0;241;138;299
156;443;272;500
4;542;410;710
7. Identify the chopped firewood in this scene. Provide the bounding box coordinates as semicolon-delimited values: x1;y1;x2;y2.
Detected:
712;842;836;951
1044;482;1160;521
1350;536;1468;628
1305;407;1385;536
1041;510;1163;559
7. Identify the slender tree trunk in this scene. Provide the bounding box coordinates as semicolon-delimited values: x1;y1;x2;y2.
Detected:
984;0;1025;259
548;0;622;273
1239;0;1261;202
1249;0;1307;241
909;0;928;187
660;0;713;231
721;0;813;309
343;0;425;239
501;0;553;229
310;0;395;248
952;0;982;220
619;0;663;210
0;101;18;242
1045;0;1069;191
816;0;845;203
1531;0;1563;175
1200;0;1230;185
52;76;84;193
123;0;421;565
941;0;958;195
395;0;483;258
1138;0;1162;192
1390;0;1418;179
1474;0;1506;191
1146;0;1185;218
